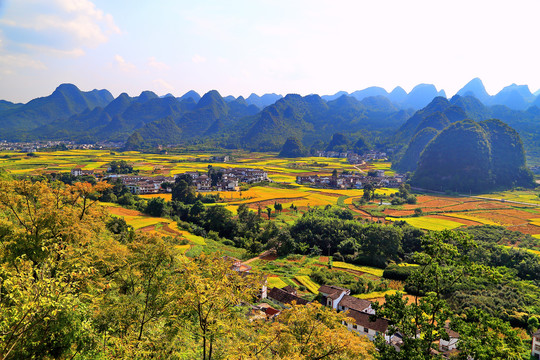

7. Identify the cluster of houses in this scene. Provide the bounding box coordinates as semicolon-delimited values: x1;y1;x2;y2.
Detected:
182;168;268;192
70;167;269;194
237;265;463;358
296;171;405;189
1;140;122;152
314;150;388;164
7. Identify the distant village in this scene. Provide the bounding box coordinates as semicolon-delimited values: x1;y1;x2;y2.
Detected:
0;140;123;152
297;170;406;189
71;167;269;194
314;150;389;164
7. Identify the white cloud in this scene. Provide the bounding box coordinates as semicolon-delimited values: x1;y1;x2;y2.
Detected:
0;53;47;75
0;0;120;52
114;54;136;72
148;57;170;71
192;54;206;64
153;78;175;93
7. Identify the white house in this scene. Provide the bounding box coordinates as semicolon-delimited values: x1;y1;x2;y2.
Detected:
318;285;350;310
439;326;460;353
337;295;374;314
342;309;390;342
533;329;540;359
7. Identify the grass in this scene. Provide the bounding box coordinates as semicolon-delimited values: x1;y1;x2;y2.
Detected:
294;275;320;294
332;262;384;277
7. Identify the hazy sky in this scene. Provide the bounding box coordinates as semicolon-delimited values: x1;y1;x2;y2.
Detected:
1;0;540;103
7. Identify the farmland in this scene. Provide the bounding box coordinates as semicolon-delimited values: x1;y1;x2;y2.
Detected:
2;149;540;239
3;149;540;313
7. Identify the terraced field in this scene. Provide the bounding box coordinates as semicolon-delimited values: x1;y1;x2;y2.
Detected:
3;149;540;241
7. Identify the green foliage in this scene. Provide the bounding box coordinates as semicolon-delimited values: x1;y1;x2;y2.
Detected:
107;160;134;174
373;230;526;359
278;136;308;157
394;127;440;172
412;118;533;192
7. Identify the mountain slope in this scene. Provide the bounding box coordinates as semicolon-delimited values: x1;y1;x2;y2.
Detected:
0;84;113;139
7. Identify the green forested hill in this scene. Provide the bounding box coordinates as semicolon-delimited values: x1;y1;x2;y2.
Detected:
0;84;113;138
411;119;533;192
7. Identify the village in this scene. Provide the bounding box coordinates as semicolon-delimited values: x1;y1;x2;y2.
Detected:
71;166;270;194
225;255;462;359
296;169;406;189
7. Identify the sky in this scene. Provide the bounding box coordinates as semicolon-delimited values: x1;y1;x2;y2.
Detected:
1;0;540;103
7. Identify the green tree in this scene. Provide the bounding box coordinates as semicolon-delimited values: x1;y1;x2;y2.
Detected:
373;230;523;359
172;174;197;204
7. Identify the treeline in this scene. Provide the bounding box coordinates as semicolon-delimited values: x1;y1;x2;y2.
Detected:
14;173;540;342
0;177;375;359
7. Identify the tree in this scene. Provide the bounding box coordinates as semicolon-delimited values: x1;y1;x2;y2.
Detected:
362;183;375;201
372;230;523;359
107;160;134;174
266;207;272;220
0;179;109;359
172;174;197;204
231;302;375;359
170;253;264;360
145;196;167;217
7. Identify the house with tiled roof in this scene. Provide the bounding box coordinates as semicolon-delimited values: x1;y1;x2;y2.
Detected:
267;287;309;307
337;295;374;314
318;285;350;310
342;309;390;341
439;326;460;353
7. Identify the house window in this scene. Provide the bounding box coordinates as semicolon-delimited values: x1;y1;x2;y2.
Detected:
535;344;540;351
364;327;369;333
352;324;357;329
441;345;449;351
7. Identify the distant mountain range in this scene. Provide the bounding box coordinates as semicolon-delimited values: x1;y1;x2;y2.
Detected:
2;79;540;167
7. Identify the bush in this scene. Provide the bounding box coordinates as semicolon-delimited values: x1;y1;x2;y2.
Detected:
383;264;418;280
406;195;417;204
222;239;235;247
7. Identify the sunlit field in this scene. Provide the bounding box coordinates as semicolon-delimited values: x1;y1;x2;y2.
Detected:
3;149;540;239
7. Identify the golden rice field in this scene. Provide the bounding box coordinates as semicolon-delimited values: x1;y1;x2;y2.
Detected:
386;216;464;231
100;202;206;245
354;290;400;300
332;262;385;277
267;276;288;289
3;149;540;239
294;275;320;294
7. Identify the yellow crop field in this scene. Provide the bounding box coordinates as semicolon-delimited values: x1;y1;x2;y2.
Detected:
478;190;540;205
443;213;499;225
175;245;191;254
354;290;400;299
332;262;384;277
83;162;107;170
294;275;320;294
388;216;463;231
375;188;399;196
139;193;173;201
268;277;288;289
123;216;163;230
